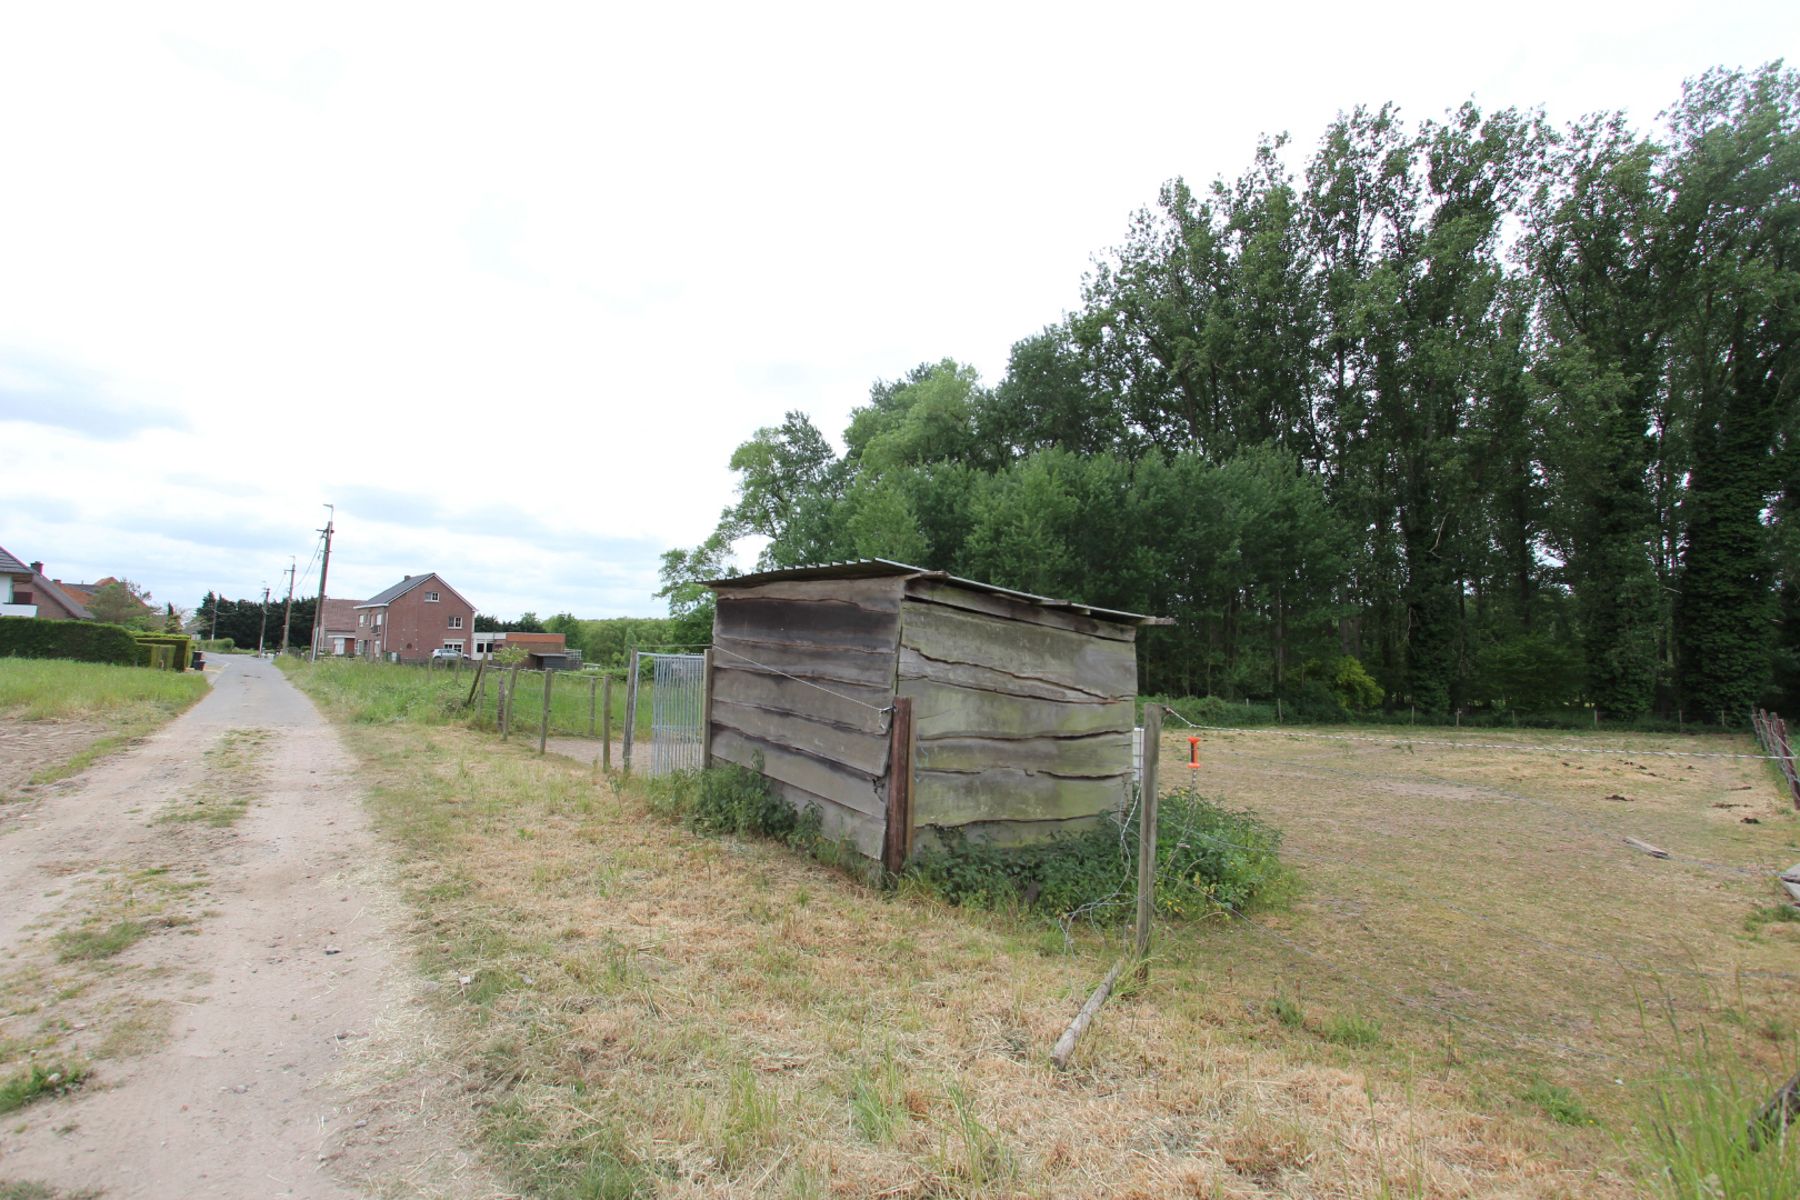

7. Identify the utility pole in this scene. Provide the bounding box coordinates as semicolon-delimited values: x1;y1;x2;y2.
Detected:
278;559;297;654
308;505;334;663
256;584;270;655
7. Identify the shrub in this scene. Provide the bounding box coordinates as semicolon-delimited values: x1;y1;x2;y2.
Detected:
646;757;824;848
131;633;194;670
0;615;140;666
1330;655;1384;711
905;785;1291;923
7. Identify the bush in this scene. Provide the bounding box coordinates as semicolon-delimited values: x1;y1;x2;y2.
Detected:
1330;655;1384;711
0;615;140;666
645;757;824;847
905;785;1291;923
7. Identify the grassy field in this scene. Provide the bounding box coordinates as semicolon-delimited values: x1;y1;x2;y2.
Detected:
0;659;211;795
283;659;1800;1198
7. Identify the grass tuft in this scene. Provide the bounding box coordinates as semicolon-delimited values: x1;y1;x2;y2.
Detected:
1322;1011;1384;1047
53;920;149;962
0;1061;88;1115
1524;1078;1599;1126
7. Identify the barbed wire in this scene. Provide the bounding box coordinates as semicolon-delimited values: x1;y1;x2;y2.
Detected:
1156;707;1782;760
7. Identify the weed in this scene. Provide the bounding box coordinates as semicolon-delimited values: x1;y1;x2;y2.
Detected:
1744;904;1800;933
719;1065;779;1169
933;1083;1015;1191
53;920;149;962
848;1052;907;1145
1523;1078;1598;1126
0;1061;88;1115
905;784;1291;924
1638;1027;1800;1198
1323;1012;1384;1047
1269;993;1306;1029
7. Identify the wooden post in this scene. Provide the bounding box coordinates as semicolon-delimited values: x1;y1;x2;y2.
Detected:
601;672;613;772
1134;704;1163;979
588;674;598;738
1051;958;1126;1071
464;658;486;708
539;668;554;755
504;663;522;740
700;649;715;768
622;653;639;772
881;698;916;875
498;678;510;739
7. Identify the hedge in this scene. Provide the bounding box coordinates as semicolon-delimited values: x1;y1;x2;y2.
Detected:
0;616;140;666
132;633;194;671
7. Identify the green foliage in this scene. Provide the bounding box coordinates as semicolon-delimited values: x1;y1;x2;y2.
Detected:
645;758;823;848
131;633;193;670
1321;1012;1383;1047
1268;994;1306;1029
904;787;1291;922
0;615;140;666
1523;1079;1598;1127
1638;1026;1800;1199
0;1061;87;1115
55;919;150;962
0;657;208;719
1329;656;1384;711
86;579;154;629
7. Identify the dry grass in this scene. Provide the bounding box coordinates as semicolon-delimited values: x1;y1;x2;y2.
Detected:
309;710;1788;1198
157;727;270;826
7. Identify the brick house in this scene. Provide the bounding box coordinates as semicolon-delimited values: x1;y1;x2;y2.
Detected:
0;546;94;620
470;629;574;668
314;598;365;657
354;573;475;663
52;575;156;621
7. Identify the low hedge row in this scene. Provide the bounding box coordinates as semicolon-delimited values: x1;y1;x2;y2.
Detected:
131;633;194;670
0;615;140;666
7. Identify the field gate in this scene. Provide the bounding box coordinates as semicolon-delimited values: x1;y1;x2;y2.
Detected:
624;651;707;776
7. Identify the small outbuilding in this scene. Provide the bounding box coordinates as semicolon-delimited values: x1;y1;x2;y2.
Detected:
704;560;1167;866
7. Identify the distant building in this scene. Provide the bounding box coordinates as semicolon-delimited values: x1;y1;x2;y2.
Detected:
354;573;476;663
0;546;95;620
471;629;575;669
314;598;366;657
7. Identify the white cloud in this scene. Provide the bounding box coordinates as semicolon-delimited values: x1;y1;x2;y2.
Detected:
1;0;1793;616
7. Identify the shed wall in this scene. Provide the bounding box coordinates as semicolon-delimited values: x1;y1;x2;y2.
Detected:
707;577;904;859
897;584;1136;846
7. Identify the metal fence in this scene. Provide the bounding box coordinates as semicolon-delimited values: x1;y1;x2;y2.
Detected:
634;652;706;776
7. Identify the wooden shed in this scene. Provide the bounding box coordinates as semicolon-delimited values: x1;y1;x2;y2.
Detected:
703;560;1166;866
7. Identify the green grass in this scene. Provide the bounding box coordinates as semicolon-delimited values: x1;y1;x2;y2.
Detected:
1269;993;1306;1029
53;919;150;962
159;727;268;826
0;1061;87;1115
1322;1011;1384;1047
1638;1030;1800;1199
0;658;210;792
1744;904;1800;932
1523;1078;1598;1127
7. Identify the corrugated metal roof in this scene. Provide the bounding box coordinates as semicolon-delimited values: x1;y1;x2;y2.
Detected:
704;558;1170;626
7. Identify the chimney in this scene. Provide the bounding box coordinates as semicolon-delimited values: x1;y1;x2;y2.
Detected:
29;562;42;574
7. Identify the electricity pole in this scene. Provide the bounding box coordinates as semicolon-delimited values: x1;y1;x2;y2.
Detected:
278;559;297;654
308;505;334;663
256;584;271;655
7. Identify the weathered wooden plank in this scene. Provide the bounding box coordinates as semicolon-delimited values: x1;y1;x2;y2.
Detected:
764;777;886;861
712;576;905;611
912;813;1111;851
913;768;1129;827
899;602;1138;698
916;731;1132;778
710;727;886;818
716;595;900;654
711;634;898;690
897;645;1126;704
900;678;1134;740
904;578;1140;642
712;663;891;734
711;698;890;776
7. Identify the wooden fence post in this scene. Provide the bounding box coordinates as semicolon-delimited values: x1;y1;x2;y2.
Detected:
539;668;554;755
1134;704;1163;980
601;672;613;772
504;663;522;739
588;674;598;738
882;698;916;875
622;653;639;773
498;678;510;739
700;649;715;769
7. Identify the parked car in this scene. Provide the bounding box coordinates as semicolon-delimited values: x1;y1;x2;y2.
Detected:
430;648;464;662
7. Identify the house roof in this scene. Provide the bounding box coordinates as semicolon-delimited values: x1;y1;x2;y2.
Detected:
0;545;29;575
355;573;474;611
31;573;90;619
705;559;1170;626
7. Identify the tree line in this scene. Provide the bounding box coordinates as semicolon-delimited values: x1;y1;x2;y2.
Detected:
665;65;1798;723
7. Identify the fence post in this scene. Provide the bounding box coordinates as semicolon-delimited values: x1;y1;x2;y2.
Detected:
601;671;613;772
622;653;639;773
539;668;554;755
700;649;715;769
499;678;510;739
1135;704;1163;981
505;663;522;739
589;674;598;738
881;698;915;875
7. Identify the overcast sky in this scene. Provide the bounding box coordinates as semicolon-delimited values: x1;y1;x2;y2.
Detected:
1;3;1793;620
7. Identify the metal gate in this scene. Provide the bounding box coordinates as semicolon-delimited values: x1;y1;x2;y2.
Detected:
625;651;706;775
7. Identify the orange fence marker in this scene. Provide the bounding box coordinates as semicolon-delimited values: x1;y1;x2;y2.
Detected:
1187;735;1201;770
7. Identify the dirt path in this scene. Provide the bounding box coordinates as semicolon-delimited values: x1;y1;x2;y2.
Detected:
0;657;499;1200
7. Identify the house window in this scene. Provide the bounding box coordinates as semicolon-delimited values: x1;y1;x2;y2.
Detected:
358;614;366;627
374;612;383;627
449;615;463;629
425;591;440;602
444;639;464;652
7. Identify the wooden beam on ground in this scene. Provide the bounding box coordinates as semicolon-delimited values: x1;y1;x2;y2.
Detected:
1051;958;1127;1071
1624;836;1670;859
